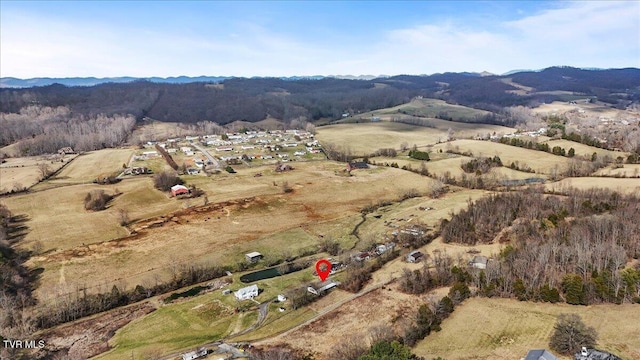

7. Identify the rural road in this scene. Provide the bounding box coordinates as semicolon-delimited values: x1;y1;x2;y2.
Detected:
192;143;221;169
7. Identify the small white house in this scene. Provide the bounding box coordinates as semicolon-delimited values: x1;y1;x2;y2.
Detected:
277;294;287;302
235;284;259;301
469;255;488;269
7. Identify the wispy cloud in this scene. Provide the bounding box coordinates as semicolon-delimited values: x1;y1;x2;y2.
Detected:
345;1;640;75
1;1;638;77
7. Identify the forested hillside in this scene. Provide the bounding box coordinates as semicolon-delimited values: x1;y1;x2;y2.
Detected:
1;67;639;155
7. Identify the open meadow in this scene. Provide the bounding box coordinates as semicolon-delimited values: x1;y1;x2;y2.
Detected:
432;139;574;174
546;177;640;195
19;161;444;301
0;154;77;193
316;121;515;154
353;98;493;121
47;148;135;184
594;164;640;177
542;139;628;159
413;297;640;360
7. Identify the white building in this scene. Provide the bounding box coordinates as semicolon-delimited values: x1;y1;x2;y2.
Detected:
235;284;259;301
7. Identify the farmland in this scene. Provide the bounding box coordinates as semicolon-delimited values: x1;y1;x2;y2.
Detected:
20;160;443;301
316;121;515;154
0;153;77;193
413;297;640;360
2;95;639;360
352;98;493;122
432;139;574;174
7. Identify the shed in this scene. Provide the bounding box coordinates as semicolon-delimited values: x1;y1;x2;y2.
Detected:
245;252;263;263
170;184;190;197
407;250;424;263
524;349;558;360
234;284;259;300
347;162;369;171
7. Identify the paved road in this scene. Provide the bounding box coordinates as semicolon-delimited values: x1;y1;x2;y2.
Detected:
192;143;221;169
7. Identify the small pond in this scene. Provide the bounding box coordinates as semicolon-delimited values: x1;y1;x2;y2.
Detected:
240;263;305;283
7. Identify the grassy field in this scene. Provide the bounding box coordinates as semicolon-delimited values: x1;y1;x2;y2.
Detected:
3;177;183;253
594;164;640;177
353;98;492;122
94;293;239;360
414;297;640;360
23;161;444;301
46;148;135;184
543;139;628;159
129;121;193;144
546;177;640;195
0;154;76;192
316;121;514;154
432;139;573;174
94;264;319;360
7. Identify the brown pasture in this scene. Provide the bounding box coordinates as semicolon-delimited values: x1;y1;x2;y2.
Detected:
21;161;443;301
414;297;640;360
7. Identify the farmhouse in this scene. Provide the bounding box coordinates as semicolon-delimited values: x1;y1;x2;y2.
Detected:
407;250;424;263
375;242;395;255
235;284;259;300
524;349;558;360
181;348;207;360
245;252;263;263
170;184;190;197
142;151;159;158
308;281;339;296
352;251;370;262
57;147;75;155
469;255;488;269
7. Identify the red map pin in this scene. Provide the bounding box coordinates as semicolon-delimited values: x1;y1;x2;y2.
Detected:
315;259;332;282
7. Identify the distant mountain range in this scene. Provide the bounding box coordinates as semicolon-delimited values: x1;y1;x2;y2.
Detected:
1;68;604;88
1;66;638;127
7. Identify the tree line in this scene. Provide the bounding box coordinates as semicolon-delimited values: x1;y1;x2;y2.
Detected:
0;105;135;155
0;204;38;345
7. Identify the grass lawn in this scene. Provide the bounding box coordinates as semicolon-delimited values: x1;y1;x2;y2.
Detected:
93;292;239;360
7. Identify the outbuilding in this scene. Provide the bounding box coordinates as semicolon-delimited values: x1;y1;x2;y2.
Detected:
245;252;263;263
170;184;190;197
407;250;424;263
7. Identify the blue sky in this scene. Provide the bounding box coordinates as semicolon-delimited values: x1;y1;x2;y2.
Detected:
1;1;638;78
